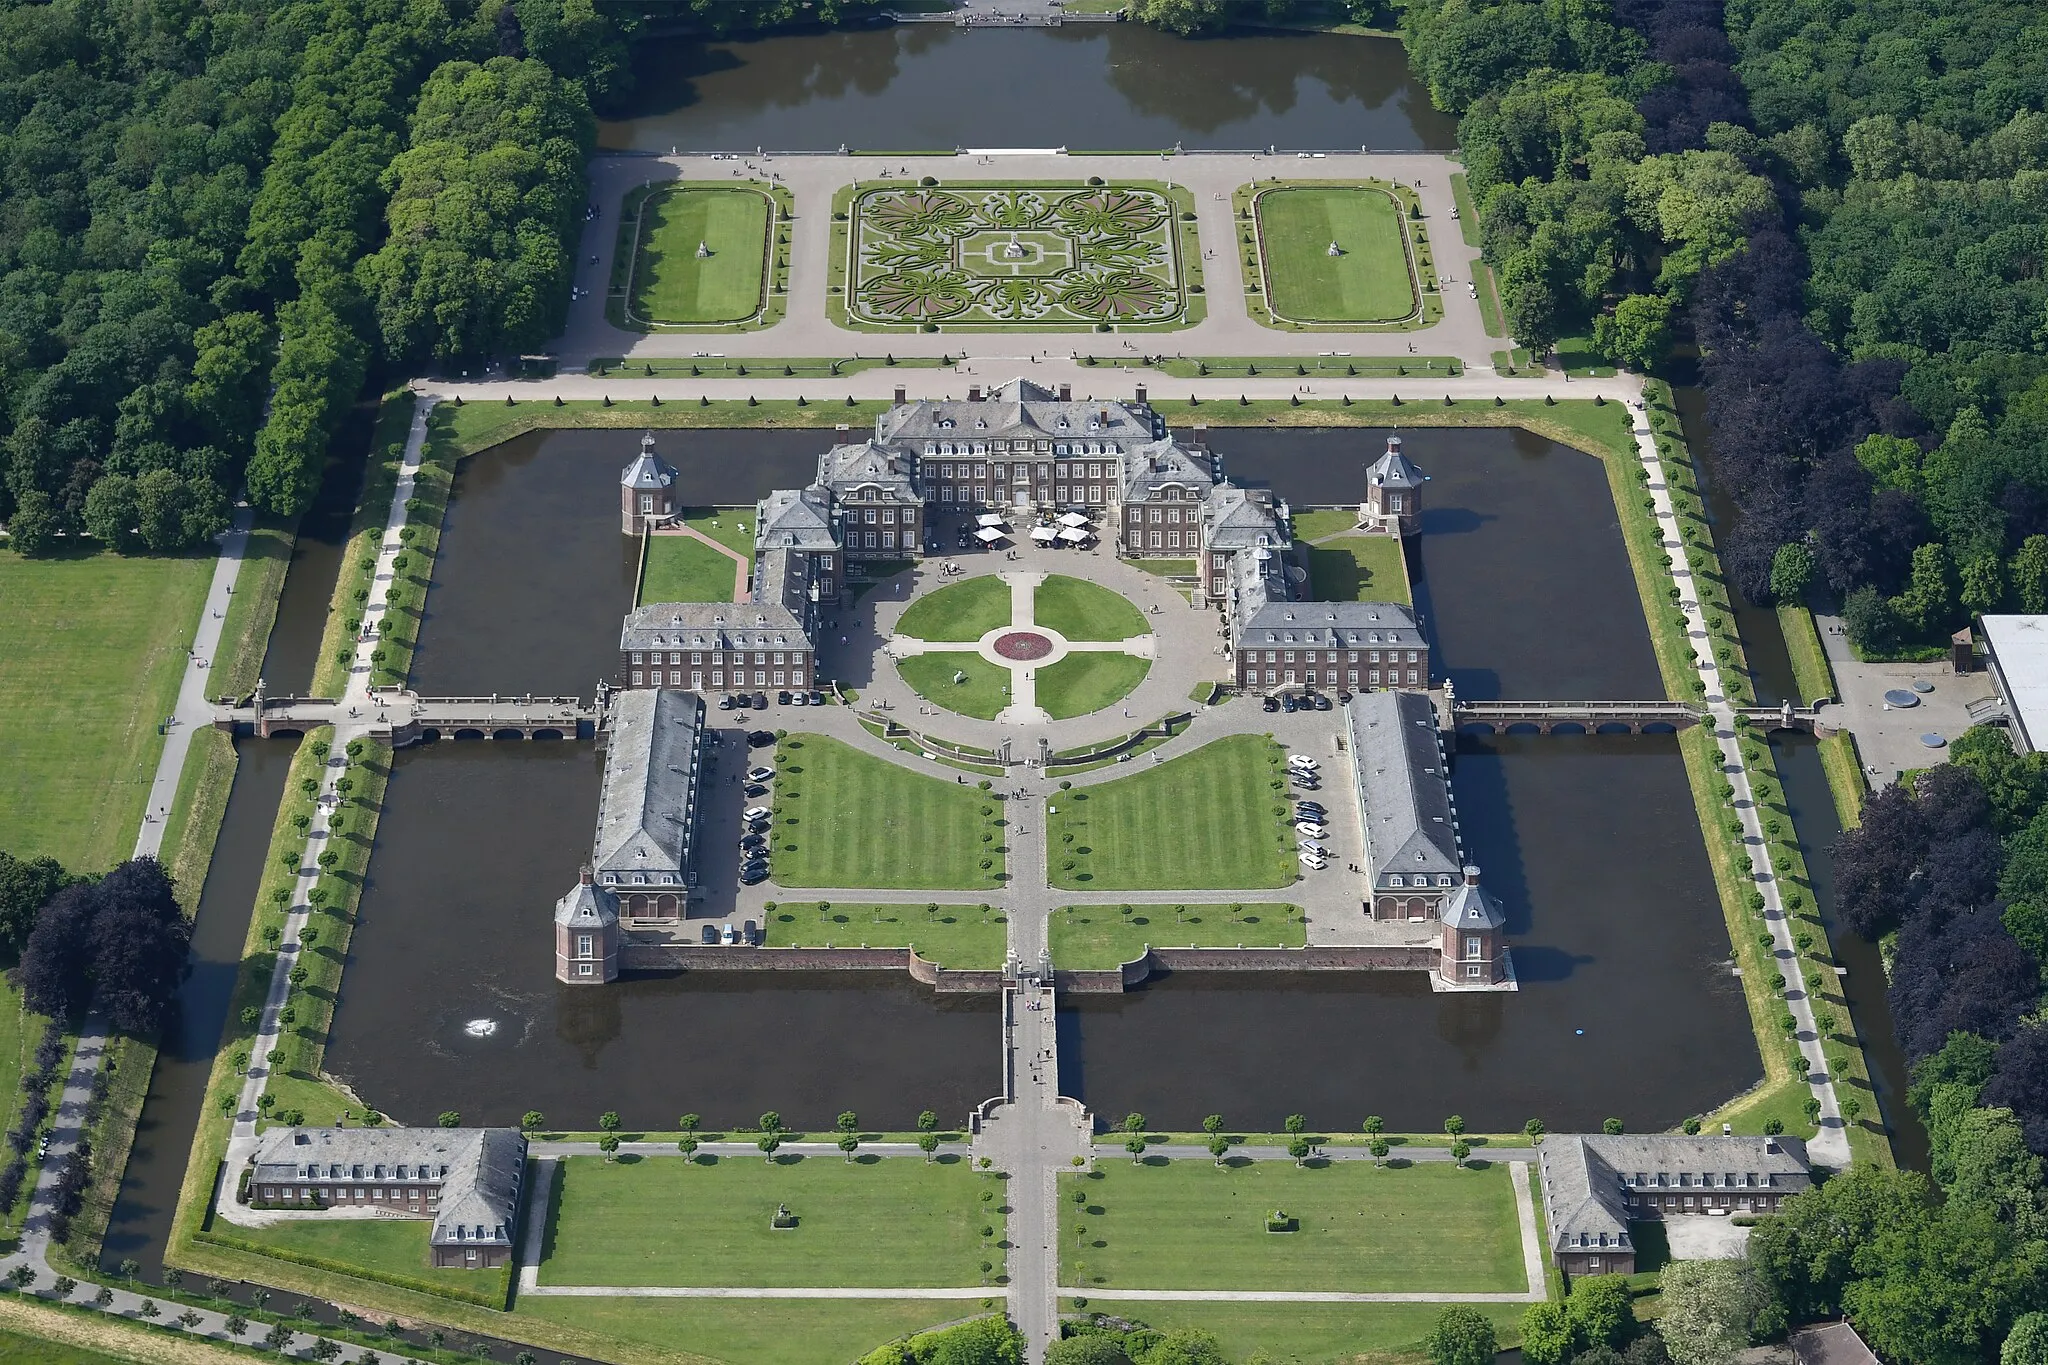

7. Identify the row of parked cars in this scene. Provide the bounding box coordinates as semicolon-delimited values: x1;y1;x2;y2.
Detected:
1263;692;1338;713
718;690;828;711
738;777;775;884
1290;754;1331;871
700;919;764;945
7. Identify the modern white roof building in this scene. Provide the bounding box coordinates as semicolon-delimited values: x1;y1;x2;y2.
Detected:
1981;615;2048;753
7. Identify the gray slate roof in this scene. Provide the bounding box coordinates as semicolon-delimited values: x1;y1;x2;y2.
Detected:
817;440;918;499
1202;482;1283;553
756;486;837;552
1539;1133;1812;1254
555;873;619;928
876;377;1155;448
623;602;809;652
250;1127;528;1249
1120;437;1215;503
620;434;678;491
593;688;704;884
1368;435;1424;491
1347;689;1462;889
1240;600;1423;649
1440;872;1506;931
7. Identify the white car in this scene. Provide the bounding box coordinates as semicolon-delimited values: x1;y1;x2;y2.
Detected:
1288;753;1318;767
747;766;775;783
1295;822;1328;839
1299;852;1329;870
742;807;772;822
1299;841;1329;858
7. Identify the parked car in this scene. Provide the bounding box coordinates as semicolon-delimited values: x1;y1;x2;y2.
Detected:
1295;800;1326;814
777;691;793;706
744;782;769;799
1312;693;1332;711
1281;694;1299;712
746;730;776;747
808;691;827;706
791;691;809;706
739;866;769;887
700;923;720;944
1296;822;1328;839
1262;696;1280;712
718;694;739;710
743;806;772;822
747;766;775;783
752;692;768;710
721;922;739;944
1299;853;1329;870
1337;692;1354;704
743;920;761;944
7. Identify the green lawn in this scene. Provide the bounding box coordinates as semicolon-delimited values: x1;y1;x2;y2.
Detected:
1032;575;1148;641
896;652;1013;720
772;735;1004;888
1072;1301;1529;1365
683;506;758;558
515;1299;980;1365
630;187;770;325
1049;903;1303;968
1304;535;1411;605
895;576;1015;642
1126;558;1197;578
766;903;1008;968
540;1153;999;1287
1049;735;1295;890
1255;187;1415;324
0;548;210;870
1062;1160;1525;1293
638;534;743;605
0;1324;144;1365
226;1215;511;1300
1035;653;1151;720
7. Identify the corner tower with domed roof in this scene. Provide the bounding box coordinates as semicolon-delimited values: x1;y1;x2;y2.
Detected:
1361;433;1424;538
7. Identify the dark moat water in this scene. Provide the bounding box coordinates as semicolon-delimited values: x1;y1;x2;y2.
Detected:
1066;732;1754;1133
258;408;374;694
600;26;1456;154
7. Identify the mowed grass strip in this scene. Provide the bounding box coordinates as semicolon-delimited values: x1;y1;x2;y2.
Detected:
540;1153;996;1287
632;187;770;325
767;902;1008;968
894;576;1014;642
1304;535;1410;605
0;549;210;869
1078;1301;1529;1364
897;652;1012;720
1062;1159;1524;1293
1050;735;1294;890
1049;903;1302;968
514;1298;980;1365
639;534;743;605
773;735;1004;888
1035;652;1150;720
1256;187;1415;324
224;1216;512;1300
1032;575;1148;641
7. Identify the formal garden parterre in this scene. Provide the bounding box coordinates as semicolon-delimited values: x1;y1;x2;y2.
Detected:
610;181;792;332
841;181;1198;331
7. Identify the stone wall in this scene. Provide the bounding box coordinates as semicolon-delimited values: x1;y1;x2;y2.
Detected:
615;943;1000;992
1056;944;1440;993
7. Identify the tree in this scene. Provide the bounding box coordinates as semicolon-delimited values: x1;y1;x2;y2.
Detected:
7;491;59;556
679;1113;701;1133
838;1110;859;1134
677;1136;698;1161
1371;1136;1391;1165
919;1132;941;1163
758;1133;781;1162
0;851;69;955
1363;1115;1385;1137
917;1110;938;1133
1603;1117;1625;1135
597;1134;619;1161
439;1111;462;1127
1659;1261;1765;1365
1451;1138;1472;1165
1770;542;1817;606
82;474;138;549
1284;1113;1307;1136
1593;292;1675;372
1046;1337;1127;1365
2005;1314;2048;1365
1202;1114;1224;1137
1141;1328;1226;1365
1427;1305;1500;1365
2015;537;2048;614
1287;1135;1311;1166
759;1111;783;1134
1522;1301;1578;1365
1128;0;1231;36
520;1111;545;1134
224;1315;248;1337
1524;1118;1547;1141
1123;1112;1146;1135
1208;1135;1230;1166
1570;1274;1639;1350
597;1110;620;1133
838;1132;859;1162
1444;1115;1466;1137
1125;1135;1148;1164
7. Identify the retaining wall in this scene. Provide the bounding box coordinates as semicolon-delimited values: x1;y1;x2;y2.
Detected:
615;942;1001;992
1055;943;1440;993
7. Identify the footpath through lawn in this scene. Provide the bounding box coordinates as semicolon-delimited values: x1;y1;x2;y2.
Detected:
1049;735;1295;890
539;1153;1000;1288
771;735;1006;889
1063;1159;1525;1293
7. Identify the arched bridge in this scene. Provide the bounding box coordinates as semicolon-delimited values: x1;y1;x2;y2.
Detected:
1449;699;1833;736
213;691;603;745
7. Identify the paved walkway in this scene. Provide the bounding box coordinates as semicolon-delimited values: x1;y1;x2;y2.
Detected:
1811;613;1992;787
558;152;1493;371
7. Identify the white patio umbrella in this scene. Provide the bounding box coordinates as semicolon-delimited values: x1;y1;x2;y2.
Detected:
975;526;1005;543
1058;511;1091;528
1030;526;1059;543
976;512;1007;528
1056;527;1089;543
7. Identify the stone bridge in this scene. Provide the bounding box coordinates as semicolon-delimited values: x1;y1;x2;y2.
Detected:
213;690;603;744
1448;698;1832;736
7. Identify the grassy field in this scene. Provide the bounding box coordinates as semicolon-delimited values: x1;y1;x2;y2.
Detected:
896;652;1013;720
1036;653;1150;720
221;1216;510;1302
1033;575;1148;641
895;576;1014;641
1778;603;1838;704
540;1153;999;1287
1304;535;1410;605
0;1324;139;1365
771;735;1004;889
514;1298;979;1365
1254;186;1415;323
764;903;1007;968
1076;1301;1529;1365
1050;735;1295;890
1049;903;1303;968
639;534;743;605
630;187;770;325
0;548;209;869
682;507;757;557
1062;1159;1525;1293
0;1295;268;1365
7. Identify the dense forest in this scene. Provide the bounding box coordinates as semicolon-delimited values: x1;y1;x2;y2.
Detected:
0;0;624;551
1407;0;2048;656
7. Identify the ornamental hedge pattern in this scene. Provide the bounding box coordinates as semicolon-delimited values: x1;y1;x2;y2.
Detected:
848;184;1186;327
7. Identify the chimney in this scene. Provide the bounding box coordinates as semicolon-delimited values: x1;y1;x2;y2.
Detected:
1765;1137;1779;1155
893;385;906;404
1134;384;1147;404
968;386;983;402
1058;383;1071;401
1463;866;1481;886
579;866;593;886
